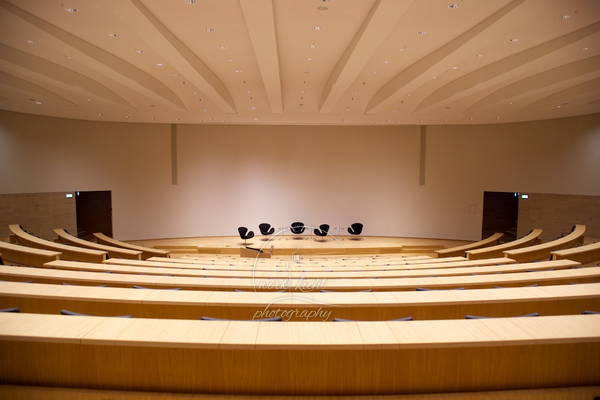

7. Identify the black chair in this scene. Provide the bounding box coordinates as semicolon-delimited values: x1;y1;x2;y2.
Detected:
348;223;363;238
0;307;20;313
333;316;412;322
465;312;539;319
60;309;132;318
238;226;254;244
582;310;600;314
314;224;329;241
258;223;275;240
201;316;282;321
290;222;305;238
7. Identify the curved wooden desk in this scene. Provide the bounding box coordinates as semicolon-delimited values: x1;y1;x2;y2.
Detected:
0;313;598;396
45;259;575;280
466;229;543;260
54;229;142;260
504;225;586;262
93;232;169;259
1;263;598;292
552;241;600;266
8;225;106;263
109;256;514;273
0;241;61;267
1;281;598;322
435;232;504;258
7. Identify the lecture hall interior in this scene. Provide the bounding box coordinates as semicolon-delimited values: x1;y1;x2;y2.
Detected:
1;0;600;399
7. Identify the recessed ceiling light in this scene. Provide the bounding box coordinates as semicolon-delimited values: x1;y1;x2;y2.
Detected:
235;69;242;73
206;28;214;32
251;106;256;109
136;49;144;53
35;101;42;105
26;40;36;44
228;59;235;62
382;60;389;64
157;63;164;66
219;45;227;50
98;113;103;116
392;110;397;113
371;70;377;74
204;109;209;112
314;27;323;30
108;33;117;37
346;107;351;111
583;47;589;51
65;8;78;13
309;44;317;48
451;66;458;69
172;74;179;77
87;98;94;102
558;15;571;19
509;38;519;42
556;105;561;108
418;31;427;35
398;47;406;52
448;4;460;8
307;57;313;61
185;0;197;4
475;54;484;58
304;68;311;73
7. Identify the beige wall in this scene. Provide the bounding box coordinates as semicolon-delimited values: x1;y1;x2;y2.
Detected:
1;110;599;241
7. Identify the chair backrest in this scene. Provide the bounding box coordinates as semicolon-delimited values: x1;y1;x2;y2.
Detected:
238;227;248;236
259;223;272;235
320;224;330;233
201;316;283;321
349;223;363;235
291;222;305;233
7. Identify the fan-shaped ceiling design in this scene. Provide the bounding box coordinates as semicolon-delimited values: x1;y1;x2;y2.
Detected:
0;0;598;125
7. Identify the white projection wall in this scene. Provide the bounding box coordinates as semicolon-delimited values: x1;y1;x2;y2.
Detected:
1;110;599;241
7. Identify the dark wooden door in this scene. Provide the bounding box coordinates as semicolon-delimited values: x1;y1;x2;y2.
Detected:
75;191;112;240
481;191;519;242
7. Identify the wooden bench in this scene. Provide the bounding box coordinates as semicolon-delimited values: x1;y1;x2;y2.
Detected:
435;232;504;258
54;229;142;260
504;225;586;262
0;313;598;396
552;241;600;266
93;232;169;260
8;225;106;263
466;229;543;260
1;280;598;321
0;241;61;267
1;263;598;292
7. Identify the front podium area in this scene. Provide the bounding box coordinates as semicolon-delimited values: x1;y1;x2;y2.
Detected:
240;245;273;258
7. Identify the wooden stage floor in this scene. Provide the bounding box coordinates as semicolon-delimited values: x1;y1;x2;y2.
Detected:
130;235;473;257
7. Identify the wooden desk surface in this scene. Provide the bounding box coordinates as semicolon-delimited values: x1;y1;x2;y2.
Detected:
9;225;106;263
105;256;515;273
467;229;544;260
552;240;600;265
504;224;586;262
54;229;142;260
46;259;573;280
0;240;61;267
93;232;169;259
2;264;599;292
436;232;504;258
1;312;599;349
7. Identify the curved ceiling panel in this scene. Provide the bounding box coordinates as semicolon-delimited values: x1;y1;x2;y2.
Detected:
0;0;187;111
0;0;597;125
414;21;600;114
0;43;134;109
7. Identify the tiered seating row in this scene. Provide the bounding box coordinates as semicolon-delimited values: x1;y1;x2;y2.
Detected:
0;312;599;396
1;281;598;321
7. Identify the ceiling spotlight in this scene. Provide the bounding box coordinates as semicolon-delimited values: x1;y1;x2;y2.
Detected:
398;48;406;52
235;69;242;73
509;38;519;42
418;31;427;35
206;28;215;32
65;7;78;12
35;101;42;105
185;0;197;4
218;45;227;49
204;109;209;112
157;63;164;66
136;49;144;53
558;15;571;19
314;27;323;30
448;4;460;8
475;54;484;58
108;33;117;37
26;40;36;44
